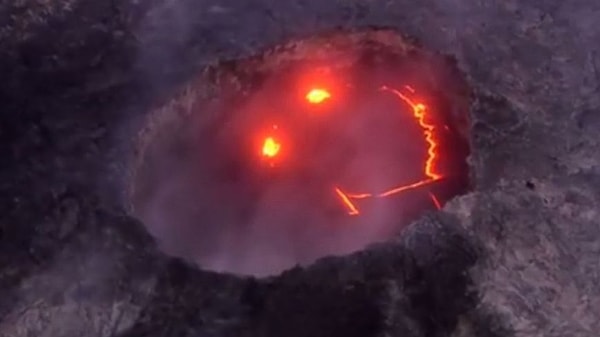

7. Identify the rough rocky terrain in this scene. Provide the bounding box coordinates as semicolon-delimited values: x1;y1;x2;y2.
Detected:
1;0;599;336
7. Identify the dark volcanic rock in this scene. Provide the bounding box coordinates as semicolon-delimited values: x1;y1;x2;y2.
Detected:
116;214;477;337
1;1;599;337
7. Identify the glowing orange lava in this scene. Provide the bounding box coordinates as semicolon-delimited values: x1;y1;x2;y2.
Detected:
306;88;331;104
378;179;438;198
262;136;281;158
381;85;442;181
335;187;360;215
429;192;442;210
334;85;444;215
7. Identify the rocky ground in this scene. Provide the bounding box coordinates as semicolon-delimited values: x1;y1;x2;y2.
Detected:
1;0;599;336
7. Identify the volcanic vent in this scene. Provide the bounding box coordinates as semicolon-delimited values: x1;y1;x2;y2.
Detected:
129;30;471;277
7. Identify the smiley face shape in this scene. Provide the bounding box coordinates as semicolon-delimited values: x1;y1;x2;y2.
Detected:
249;69;448;216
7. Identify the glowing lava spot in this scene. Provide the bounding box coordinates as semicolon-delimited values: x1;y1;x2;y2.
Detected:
262;137;281;158
306;88;331;104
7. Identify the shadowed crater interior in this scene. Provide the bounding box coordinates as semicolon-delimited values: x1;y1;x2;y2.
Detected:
129;29;472;276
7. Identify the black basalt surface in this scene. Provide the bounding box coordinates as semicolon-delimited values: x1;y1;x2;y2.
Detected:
1;1;599;337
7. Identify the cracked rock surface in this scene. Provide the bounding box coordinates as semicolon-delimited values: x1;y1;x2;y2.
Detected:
1;1;599;336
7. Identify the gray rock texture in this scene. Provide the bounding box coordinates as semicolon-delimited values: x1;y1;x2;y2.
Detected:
1;1;599;337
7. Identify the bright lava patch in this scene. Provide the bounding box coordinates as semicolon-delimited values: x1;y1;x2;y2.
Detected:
305;88;331;104
262;137;281;158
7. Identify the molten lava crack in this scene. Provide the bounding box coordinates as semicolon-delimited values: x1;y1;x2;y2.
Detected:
334;85;445;215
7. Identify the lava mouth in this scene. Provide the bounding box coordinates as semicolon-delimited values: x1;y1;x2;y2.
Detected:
130;30;471;276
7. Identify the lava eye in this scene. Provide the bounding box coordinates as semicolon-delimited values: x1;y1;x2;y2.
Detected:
305;88;331;104
258;124;284;167
261;136;281;158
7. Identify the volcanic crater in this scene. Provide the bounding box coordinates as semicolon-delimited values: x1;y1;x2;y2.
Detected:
129;30;472;276
3;1;599;336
